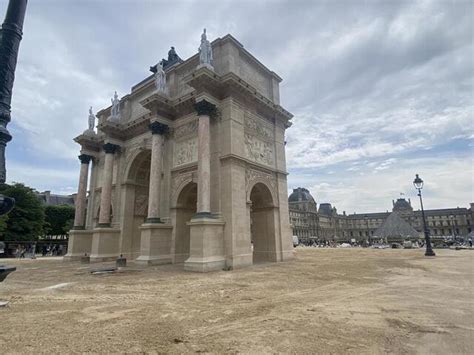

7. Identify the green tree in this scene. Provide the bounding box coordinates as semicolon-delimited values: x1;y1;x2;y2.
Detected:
0;183;44;241
44;205;75;236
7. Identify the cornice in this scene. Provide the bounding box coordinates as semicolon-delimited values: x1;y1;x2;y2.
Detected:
219;153;288;176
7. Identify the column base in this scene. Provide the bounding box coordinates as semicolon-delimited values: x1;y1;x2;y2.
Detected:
281;249;295;261
64;229;93;261
184;218;225;273
136;223;173;265
145;217;163;224
192;211;216;220
225;253;253;270
89;227;121;262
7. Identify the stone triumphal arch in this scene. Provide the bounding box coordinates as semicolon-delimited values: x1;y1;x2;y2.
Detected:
65;32;294;271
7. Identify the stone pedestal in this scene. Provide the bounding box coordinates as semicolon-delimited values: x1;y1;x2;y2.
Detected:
89;227;121;262
184;217;225;272
136;223;173;265
63;230;93;261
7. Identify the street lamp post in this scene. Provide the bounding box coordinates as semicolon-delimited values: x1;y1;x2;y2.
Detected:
0;0;27;217
413;174;435;256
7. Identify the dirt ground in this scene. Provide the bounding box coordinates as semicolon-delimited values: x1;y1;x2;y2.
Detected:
0;248;473;354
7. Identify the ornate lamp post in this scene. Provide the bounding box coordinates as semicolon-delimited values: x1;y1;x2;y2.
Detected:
0;0;28;217
413;174;435;256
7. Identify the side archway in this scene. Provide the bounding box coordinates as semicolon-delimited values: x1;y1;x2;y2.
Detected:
174;182;197;263
249;182;278;263
122;150;151;258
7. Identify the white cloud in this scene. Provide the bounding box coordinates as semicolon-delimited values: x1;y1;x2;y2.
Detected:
0;0;471;214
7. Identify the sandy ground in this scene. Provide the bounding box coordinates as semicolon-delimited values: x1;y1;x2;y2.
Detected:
0;248;473;354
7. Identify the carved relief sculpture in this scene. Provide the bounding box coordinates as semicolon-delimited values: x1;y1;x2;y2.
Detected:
174;120;198;139
110;91;120;122
174;138;198;166
244;134;274;166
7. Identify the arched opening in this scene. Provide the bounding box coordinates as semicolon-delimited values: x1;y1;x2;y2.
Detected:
174;182;197;263
125;150;151;258
249;182;277;263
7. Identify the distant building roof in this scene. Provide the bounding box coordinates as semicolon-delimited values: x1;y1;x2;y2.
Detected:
318;203;333;216
289;187;315;203
347;212;390;220
36;191;75;206
392;198;413;212
415;208;469;216
374;212;420;238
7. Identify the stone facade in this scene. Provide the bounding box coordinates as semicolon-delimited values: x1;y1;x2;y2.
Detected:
65;34;294;271
289;187;474;242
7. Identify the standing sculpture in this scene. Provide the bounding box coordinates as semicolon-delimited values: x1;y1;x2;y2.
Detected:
153;62;167;95
198;28;213;68
110;91;120;121
87;106;95;132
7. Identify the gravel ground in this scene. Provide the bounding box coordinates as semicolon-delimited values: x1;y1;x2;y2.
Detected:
0;248;473;354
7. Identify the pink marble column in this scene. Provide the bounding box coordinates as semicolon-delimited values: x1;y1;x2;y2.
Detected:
98;143;119;227
73;154;92;229
194;100;216;217
146;121;168;223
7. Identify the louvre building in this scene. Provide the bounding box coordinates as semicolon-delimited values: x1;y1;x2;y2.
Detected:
288;187;474;243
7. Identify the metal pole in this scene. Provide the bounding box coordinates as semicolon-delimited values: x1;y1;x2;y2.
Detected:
418;189;435;256
0;0;28;183
0;0;27;217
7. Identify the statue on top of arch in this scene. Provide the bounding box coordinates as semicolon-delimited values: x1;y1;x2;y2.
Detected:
151;61;167;95
84;106;96;135
110;91;120;122
198;28;213;69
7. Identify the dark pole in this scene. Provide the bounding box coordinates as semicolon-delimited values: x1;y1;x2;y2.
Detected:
417;188;435;256
0;0;27;183
0;0;27;216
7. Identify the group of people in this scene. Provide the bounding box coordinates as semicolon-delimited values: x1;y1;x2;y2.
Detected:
15;244;65;258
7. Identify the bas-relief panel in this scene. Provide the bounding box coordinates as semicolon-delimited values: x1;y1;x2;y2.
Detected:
244;134;274;167
174;120;198;139
174;137;198;167
244;112;274;141
134;186;148;217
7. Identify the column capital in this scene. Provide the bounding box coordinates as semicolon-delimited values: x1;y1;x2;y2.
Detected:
194;99;216;116
103;143;120;154
149;121;169;135
78;154;93;164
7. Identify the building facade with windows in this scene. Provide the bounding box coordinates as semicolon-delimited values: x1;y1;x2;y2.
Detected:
289;187;473;243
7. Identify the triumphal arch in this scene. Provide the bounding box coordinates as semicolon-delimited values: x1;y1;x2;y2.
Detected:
65;31;294;271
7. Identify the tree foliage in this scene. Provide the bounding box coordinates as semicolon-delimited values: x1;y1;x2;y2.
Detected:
44;205;75;236
0;183;45;241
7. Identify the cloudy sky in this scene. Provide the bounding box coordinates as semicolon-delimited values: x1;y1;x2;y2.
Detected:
2;0;473;213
